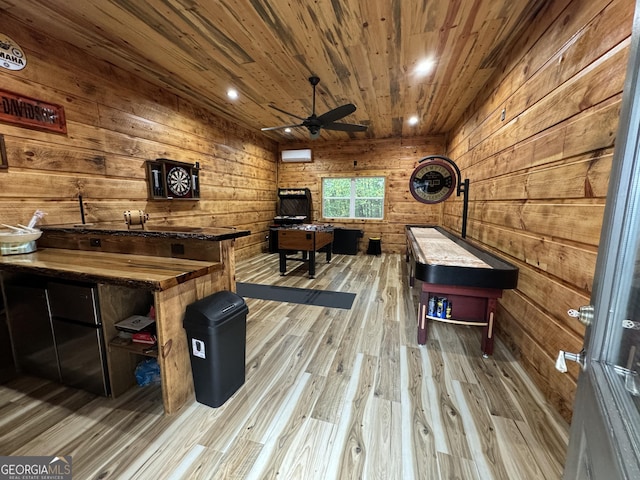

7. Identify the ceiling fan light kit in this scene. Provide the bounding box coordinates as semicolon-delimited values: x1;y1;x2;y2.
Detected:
262;76;367;139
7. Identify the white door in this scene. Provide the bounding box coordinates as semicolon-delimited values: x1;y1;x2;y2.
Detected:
563;2;640;478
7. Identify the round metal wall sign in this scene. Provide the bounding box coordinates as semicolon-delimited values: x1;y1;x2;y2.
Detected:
409;159;457;204
0;34;27;71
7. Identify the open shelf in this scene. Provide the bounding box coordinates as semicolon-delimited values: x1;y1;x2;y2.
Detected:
425;314;488;327
109;338;158;358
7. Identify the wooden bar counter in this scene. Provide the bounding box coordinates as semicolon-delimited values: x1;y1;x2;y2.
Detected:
0;223;249;414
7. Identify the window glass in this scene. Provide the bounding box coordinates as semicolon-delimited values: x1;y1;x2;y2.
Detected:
323;198;350;218
322;177;385;219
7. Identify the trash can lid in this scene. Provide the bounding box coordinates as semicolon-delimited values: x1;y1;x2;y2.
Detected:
184;290;247;327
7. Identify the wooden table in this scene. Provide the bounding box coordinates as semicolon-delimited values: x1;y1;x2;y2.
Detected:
406;225;518;356
277;225;333;278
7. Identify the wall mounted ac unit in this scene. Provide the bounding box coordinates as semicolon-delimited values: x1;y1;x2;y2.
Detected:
281;149;312;163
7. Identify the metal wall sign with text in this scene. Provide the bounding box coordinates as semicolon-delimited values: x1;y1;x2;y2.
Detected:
0;34;27;71
409;155;470;238
0;88;67;134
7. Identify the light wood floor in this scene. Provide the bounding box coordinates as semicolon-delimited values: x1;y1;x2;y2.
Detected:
0;253;569;479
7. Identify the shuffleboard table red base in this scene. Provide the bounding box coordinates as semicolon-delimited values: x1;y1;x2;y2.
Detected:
417;283;503;356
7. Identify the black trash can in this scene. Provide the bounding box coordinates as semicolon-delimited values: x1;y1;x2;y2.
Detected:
183;290;248;408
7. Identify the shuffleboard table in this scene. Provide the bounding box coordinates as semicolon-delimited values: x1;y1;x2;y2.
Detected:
277;224;334;278
406;225;518;356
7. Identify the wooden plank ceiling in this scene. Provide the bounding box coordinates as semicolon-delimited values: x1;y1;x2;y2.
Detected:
1;0;546;142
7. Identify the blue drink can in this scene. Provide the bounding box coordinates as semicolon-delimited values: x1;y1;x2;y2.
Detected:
427;296;436;316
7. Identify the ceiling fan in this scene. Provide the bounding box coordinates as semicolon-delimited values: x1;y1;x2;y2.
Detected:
261;76;367;139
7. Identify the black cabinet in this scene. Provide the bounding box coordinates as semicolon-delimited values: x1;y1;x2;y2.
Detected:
48;281;110;396
332;228;363;255
0;291;16;382
2;276;110;396
4;282;60;382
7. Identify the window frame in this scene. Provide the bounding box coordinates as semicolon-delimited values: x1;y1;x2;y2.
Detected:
321;176;386;221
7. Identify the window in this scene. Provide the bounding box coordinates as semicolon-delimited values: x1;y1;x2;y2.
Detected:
322;177;385;219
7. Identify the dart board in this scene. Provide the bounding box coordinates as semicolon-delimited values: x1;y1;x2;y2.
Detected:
409;159;457;204
146;159;200;200
167;165;192;197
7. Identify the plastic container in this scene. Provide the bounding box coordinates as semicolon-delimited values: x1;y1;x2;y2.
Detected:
183;290;248;407
0;230;42;255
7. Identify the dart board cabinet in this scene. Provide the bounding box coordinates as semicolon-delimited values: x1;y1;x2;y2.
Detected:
146;159;200;200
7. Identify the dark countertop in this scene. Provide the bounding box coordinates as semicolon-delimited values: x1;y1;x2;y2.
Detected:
41;223;251;241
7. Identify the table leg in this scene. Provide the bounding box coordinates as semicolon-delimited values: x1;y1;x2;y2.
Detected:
409;258;415;287
326;245;332;263
481;297;497;356
279;251;287;275
417;290;429;345
309;249;316;278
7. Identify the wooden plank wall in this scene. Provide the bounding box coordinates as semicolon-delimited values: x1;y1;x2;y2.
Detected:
277;136;446;254
0;15;278;261
446;0;634;421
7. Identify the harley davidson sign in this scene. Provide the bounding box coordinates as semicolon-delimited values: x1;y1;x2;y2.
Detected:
0;89;67;134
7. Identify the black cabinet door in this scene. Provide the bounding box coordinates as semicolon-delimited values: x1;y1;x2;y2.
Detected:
4;285;60;382
0;292;17;382
51;318;109;396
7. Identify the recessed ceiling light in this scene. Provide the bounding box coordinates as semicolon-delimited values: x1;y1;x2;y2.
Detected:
227;88;239;100
284;128;292;133
415;58;435;76
408;116;419;126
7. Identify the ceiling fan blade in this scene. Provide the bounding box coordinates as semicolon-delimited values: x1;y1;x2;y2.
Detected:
264;77;366;138
317;103;356;125
261;123;303;132
268;104;307;121
323;122;368;132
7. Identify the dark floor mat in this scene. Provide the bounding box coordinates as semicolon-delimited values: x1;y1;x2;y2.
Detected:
236;282;356;309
